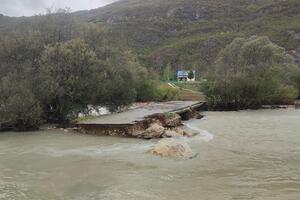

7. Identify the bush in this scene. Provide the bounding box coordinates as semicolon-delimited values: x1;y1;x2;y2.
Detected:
136;81;179;102
188;70;195;80
155;83;179;101
100;50;155;109
0;77;42;131
164;112;176;119
136;80;158;102
201;36;300;109
38;39;100;122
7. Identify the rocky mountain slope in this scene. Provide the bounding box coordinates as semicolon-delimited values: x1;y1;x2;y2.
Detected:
1;0;300;72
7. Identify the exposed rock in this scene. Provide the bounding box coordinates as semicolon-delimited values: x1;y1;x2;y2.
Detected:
173;127;185;136
288;31;300;66
183;129;197;137
179;109;193;120
148;138;196;160
193;111;204;119
167;7;184;17
170;127;197;137
138;123;165;139
166;6;209;21
163;129;182;138
292;47;300;66
164;113;182;127
136;123;196;139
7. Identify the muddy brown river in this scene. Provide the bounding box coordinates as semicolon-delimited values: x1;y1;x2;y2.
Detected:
0;109;300;199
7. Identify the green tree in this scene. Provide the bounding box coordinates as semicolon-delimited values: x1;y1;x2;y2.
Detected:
188;70;195;80
96;50;146;109
202;36;299;109
38;39;101;122
0;77;42;131
162;63;173;81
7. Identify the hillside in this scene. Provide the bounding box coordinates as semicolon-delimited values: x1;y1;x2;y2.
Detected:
1;0;300;73
79;0;300;72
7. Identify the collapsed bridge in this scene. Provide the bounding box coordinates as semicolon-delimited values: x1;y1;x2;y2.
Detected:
77;101;206;137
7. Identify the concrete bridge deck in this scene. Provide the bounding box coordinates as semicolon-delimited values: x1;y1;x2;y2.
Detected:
79;101;205;126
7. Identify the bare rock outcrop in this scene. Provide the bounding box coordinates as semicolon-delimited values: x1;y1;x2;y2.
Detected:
163;127;196;138
135;122;197;139
136;123;165;139
173;127;185;136
183;129;197;137
163;129;183;138
148;138;196;160
164;113;182;127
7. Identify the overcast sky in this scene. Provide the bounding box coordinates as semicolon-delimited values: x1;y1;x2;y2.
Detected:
0;0;118;17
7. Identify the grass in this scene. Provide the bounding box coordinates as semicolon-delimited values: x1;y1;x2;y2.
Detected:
75;115;99;123
164;112;177;119
173;81;201;92
169;81;205;101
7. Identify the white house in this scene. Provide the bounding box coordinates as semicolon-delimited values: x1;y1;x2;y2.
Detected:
176;70;196;82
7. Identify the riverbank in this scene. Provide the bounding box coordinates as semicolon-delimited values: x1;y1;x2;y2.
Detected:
204;102;297;111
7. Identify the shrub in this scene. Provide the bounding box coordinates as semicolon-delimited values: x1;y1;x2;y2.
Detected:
0;77;42;131
164;112;176;119
38;39;101;122
188;70;195;80
136;80;158;102
155;83;179;101
201;36;300;109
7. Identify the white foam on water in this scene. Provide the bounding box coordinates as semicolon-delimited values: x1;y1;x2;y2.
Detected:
183;122;214;143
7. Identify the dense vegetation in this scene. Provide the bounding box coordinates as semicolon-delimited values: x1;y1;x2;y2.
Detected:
201;36;300;109
0;0;300;130
78;0;300;74
0;10;178;131
1;0;299;75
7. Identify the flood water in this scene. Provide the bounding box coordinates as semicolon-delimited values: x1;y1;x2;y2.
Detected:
0;109;300;200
